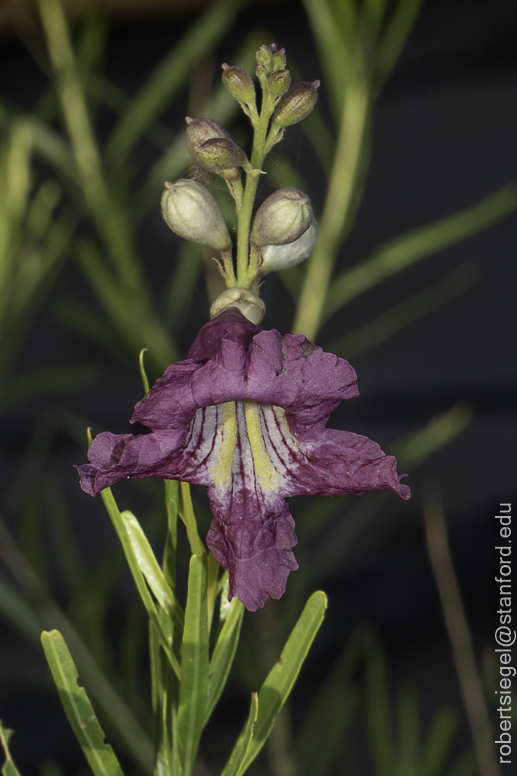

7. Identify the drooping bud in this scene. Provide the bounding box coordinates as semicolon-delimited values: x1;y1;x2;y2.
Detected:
251;188;313;247
194;138;249;179
185;117;231;161
221;64;256;105
210;287;265;324
267;69;291;99
271;81;320;128
260;217;319;275
161;179;231;251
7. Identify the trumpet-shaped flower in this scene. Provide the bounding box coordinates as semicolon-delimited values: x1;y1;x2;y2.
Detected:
77;309;409;611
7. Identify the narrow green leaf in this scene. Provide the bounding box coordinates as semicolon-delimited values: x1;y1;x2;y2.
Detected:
139;349;150;395
101;489;180;678
0;572;41;643
121;510;184;635
205;597;244;724
365;642;396;776
180;482;205;556
0;721;22;776
375;0;424;91
397;686;420;776
421;707;459;776
324;185;517;322
164;479;179;591
41;630;124;776
177;553;209;776
241;591;327;771
105;0;248;167
220;693;258;776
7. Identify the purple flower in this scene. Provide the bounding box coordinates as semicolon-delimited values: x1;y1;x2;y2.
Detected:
77;309;409;611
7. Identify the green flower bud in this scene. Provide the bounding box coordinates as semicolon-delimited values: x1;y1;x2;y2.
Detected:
194;138;249;180
256;43;285;78
251;188;313;247
221;64;256;105
267;69;291;99
161;179;231;251
185;117;231;161
271;81;320;128
260;217;319;275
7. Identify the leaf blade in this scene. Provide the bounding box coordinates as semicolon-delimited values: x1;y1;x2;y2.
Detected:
41;630;125;776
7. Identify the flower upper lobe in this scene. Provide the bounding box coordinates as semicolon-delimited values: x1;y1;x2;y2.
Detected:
77;309;409;611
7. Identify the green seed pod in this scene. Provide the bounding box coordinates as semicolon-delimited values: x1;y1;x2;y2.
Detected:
251;188;313;247
185;117;231;161
195;138;248;179
161;179;231;251
221;64;256;105
271;81;320;128
260;217;319;275
267;69;291;99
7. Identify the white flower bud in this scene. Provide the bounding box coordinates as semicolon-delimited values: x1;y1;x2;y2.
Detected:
251;188;313;247
161;179;231;251
210;287;265;324
260;217;319;274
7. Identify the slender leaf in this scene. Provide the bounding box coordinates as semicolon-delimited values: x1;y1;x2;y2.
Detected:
365;642;396;776
421;708;459;776
205;597;245;724
324;185;517;322
0;721;22;776
177;553;209;776
121;510;184;635
41;630;125;776
241;591;327;771
0;573;41;643
220;693;258;776
101;489;180;678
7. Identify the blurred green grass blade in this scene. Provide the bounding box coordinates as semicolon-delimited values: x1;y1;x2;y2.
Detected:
421;707;459;776
297;626;372;776
302;0;353;121
178;553;209;776
205;598;244;724
220;693;258;776
101;489;180;679
41;630;125;776
365;642;396;776
391;404;473;470
0;573;41;643
375;0;424;91
121;510;184;635
2;364;100;411
324;185;517;322
241;591;327;772
0;721;22;776
331;265;478;359
162;242;203;334
106;0;248;168
180;482;205;556
397;686;420;776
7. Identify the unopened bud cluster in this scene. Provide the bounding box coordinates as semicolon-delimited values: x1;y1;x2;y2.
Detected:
160;42;320;317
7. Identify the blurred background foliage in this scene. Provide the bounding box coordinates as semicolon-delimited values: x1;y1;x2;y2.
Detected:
0;0;515;774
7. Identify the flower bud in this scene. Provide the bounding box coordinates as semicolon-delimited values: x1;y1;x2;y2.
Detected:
251;188;313;247
221;64;256;105
161;179;231;251
260;217;319;275
267;69;291;99
185;117;231;161
271;81;320;128
194;138;249;181
210;287;265;324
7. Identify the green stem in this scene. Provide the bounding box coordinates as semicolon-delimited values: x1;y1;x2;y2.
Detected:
235;98;271;286
292;79;370;339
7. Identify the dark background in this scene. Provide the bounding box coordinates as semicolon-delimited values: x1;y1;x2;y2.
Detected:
0;0;516;772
